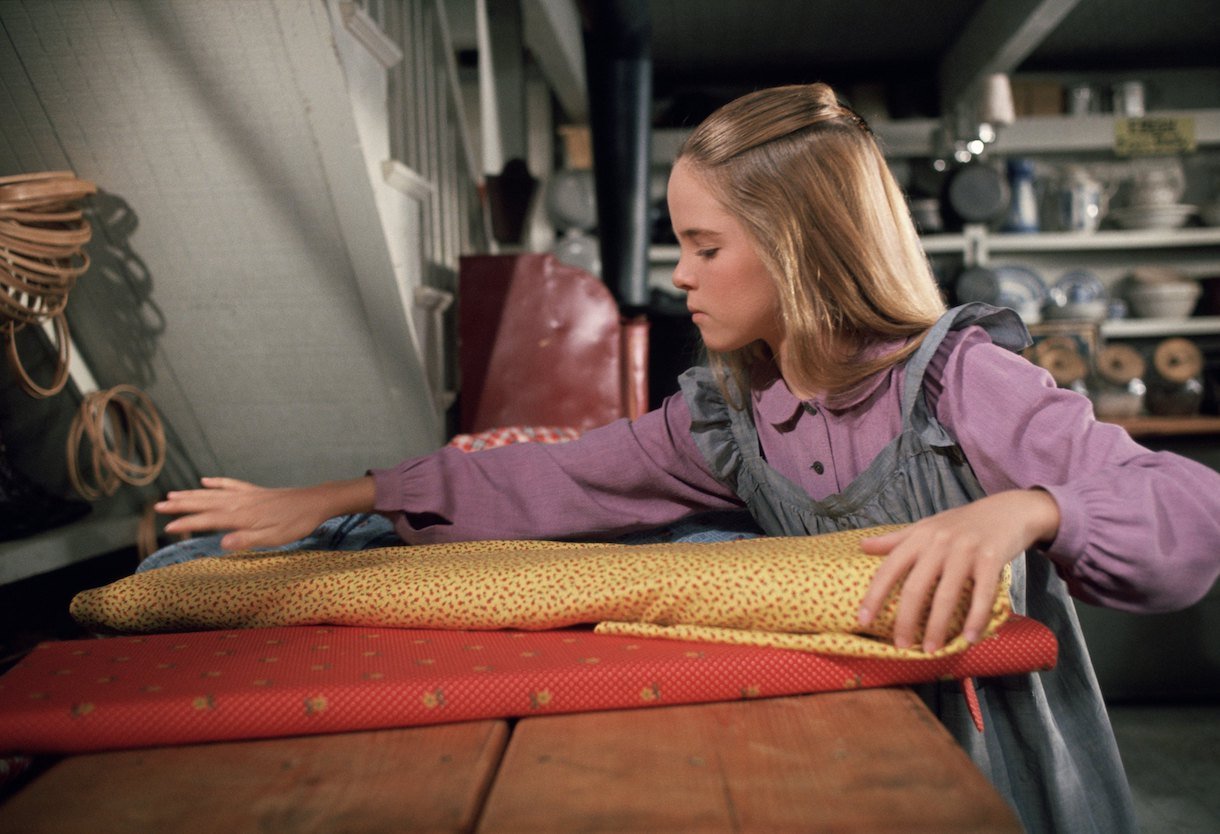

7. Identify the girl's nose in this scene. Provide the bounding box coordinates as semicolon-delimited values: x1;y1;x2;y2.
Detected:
671;258;695;292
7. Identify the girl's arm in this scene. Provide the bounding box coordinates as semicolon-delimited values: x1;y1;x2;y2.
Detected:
157;394;741;550
370;395;741;543
860;326;1220;651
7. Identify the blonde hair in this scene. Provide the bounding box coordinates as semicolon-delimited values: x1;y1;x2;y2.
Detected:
677;83;945;402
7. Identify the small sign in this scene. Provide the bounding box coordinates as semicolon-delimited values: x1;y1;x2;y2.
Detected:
1114;117;1196;156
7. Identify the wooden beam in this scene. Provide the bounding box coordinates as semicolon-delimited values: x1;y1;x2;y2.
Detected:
521;0;588;122
476;0;527;172
939;0;1083;114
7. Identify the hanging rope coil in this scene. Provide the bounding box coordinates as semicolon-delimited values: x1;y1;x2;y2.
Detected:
5;173;174;560
66;384;167;501
0;170;97;398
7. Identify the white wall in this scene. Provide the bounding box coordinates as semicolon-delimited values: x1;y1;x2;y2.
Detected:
0;0;442;489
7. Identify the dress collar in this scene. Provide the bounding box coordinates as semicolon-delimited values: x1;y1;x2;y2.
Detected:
751;339;907;428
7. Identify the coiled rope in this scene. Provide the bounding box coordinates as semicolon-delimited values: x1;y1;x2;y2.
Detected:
66;384;167;501
3;172;174;560
0;170;96;397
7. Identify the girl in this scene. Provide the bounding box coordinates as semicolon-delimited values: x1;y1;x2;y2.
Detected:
155;83;1220;833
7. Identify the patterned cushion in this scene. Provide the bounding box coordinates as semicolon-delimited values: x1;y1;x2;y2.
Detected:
446;425;581;452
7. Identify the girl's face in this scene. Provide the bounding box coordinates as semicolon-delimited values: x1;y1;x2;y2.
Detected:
667;159;784;355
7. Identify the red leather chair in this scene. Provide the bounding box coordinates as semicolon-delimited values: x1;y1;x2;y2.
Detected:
457;254;649;435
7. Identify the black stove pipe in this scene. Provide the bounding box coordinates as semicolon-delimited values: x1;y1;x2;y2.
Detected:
583;0;652;313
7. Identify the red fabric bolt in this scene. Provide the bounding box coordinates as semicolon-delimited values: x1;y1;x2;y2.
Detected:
0;620;1054;755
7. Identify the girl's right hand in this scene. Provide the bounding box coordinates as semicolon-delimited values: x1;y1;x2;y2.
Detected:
856;489;1060;652
155;476;376;550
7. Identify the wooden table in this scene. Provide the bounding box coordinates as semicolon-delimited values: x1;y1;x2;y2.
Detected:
0;688;1021;832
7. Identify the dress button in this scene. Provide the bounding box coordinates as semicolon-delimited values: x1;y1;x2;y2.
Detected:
803;403;819;416
811;461;825;475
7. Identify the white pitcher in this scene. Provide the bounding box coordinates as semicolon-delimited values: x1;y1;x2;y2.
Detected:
1059;167;1112;232
1129;163;1185;207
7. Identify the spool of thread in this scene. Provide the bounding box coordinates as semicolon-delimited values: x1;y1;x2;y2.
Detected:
979;74;1016;126
1113;81;1146;117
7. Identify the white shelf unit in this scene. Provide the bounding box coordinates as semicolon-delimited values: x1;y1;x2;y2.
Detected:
919;224;1220;339
654;110;1220;165
652;111;1220;334
1102;316;1220;338
873;110;1220;158
924;226;1220;256
653;229;1220;340
653;110;1220;438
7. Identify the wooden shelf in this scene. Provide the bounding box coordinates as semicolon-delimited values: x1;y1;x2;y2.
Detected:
1102;317;1220;338
988;227;1220;252
919;227;1220;256
1105;415;1220;438
655;110;1220;162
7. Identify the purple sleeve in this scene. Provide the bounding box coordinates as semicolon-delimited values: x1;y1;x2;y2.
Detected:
928;327;1220;613
369;394;742;544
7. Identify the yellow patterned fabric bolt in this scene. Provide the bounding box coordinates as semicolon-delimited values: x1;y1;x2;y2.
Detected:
70;525;1011;659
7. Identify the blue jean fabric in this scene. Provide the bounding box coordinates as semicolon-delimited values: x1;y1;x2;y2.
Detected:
137;512;403;572
137;510;763;573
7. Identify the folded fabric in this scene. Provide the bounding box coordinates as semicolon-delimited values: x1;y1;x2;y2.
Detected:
71;526;1011;659
0;621;1056;755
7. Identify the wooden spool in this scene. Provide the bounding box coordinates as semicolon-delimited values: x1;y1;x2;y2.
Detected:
1036;344;1089;387
1153;337;1203;384
1096;344;1146;386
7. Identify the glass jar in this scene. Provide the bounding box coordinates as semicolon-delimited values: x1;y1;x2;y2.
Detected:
1145;338;1205;416
1091;343;1146;420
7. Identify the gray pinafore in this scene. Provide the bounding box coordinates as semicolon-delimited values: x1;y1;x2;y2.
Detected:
679;303;1136;834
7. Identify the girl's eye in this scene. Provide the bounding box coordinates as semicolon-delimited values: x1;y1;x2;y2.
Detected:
696;248;719;260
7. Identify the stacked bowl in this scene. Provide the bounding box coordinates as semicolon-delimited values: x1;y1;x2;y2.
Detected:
1125;267;1201;319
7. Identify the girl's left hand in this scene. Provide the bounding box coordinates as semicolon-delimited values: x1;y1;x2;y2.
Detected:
855;489;1060;652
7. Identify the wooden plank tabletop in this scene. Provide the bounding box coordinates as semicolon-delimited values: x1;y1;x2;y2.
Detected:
0;721;508;834
478;688;1022;833
0;689;1021;833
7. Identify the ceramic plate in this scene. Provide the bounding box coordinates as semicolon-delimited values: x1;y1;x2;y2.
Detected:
1109;203;1196;230
954;266;999;304
1054;270;1107;304
993;264;1048;309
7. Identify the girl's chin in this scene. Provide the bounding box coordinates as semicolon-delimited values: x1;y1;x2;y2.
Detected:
697;333;749;354
692;319;758;353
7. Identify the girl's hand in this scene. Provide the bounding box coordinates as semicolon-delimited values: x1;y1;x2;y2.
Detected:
855;489;1060;652
155;476;376;551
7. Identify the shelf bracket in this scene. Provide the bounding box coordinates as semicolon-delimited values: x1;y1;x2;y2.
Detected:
939;0;1082;116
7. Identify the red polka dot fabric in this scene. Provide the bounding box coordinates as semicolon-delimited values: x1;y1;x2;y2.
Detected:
0;619;1055;755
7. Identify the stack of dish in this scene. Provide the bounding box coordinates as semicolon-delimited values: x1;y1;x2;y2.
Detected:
1125;268;1201;319
1109;203;1196;230
1044;270;1109;321
954;264;1047;324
